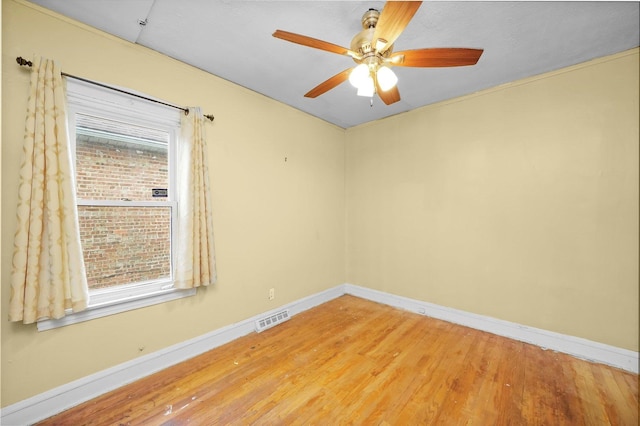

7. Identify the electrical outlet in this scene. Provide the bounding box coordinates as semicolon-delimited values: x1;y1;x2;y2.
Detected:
269;288;275;300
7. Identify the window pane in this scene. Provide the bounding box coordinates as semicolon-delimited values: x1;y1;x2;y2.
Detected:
78;206;171;289
75;113;169;201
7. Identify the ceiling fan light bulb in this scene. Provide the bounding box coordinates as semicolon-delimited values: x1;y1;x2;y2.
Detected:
349;64;370;88
377;66;398;91
357;75;375;97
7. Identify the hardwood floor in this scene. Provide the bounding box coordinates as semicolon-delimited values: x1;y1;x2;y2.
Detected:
38;295;638;425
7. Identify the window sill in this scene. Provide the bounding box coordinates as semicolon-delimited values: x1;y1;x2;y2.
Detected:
37;287;196;331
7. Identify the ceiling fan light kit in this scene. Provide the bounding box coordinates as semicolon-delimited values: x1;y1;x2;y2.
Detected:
377;66;398;92
348;63;369;88
348;62;398;97
273;1;483;106
356;75;375;98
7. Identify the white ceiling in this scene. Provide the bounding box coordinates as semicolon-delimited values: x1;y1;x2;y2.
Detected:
28;1;640;128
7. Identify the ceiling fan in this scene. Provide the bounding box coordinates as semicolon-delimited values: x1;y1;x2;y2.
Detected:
273;1;483;105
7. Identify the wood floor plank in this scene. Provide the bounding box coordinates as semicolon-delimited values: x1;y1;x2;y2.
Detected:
392;325;480;423
590;361;638;425
458;333;506;422
556;351;589;425
490;338;527;425
571;359;613;425
36;295;639;425
432;331;492;422
521;345;568;425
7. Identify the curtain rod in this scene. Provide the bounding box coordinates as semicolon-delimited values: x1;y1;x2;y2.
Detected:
16;56;214;122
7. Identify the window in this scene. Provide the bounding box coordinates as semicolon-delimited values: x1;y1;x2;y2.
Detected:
37;79;195;330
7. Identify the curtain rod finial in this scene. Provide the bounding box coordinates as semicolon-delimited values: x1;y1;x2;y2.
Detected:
16;57;33;67
204;114;215;122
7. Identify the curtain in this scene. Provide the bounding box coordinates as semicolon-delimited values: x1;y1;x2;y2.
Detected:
9;56;89;323
174;107;217;289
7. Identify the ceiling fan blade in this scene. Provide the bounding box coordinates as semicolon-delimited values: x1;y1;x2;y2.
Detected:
372;1;422;53
391;48;484;67
273;30;360;58
374;75;401;105
305;68;353;98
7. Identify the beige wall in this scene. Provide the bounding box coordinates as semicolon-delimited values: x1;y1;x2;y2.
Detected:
346;49;639;352
2;0;638;409
1;0;345;406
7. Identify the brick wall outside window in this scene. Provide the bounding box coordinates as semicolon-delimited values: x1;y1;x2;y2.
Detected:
76;134;170;289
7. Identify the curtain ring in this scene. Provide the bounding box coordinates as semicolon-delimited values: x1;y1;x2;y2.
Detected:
184;108;190;116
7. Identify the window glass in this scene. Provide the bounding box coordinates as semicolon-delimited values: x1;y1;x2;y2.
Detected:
75;113;169;202
77;205;171;289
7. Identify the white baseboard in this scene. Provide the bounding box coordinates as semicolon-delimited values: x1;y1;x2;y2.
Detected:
343;283;639;374
0;285;344;426
3;283;637;425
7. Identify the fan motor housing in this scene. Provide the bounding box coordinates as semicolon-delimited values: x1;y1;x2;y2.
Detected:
350;8;393;63
361;8;380;29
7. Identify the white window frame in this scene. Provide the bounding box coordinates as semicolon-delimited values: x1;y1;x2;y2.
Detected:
37;79;195;331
